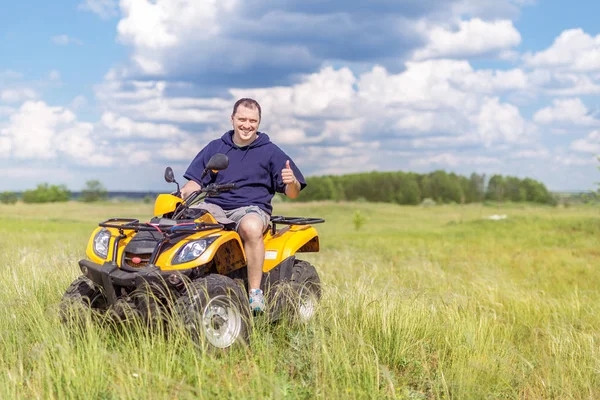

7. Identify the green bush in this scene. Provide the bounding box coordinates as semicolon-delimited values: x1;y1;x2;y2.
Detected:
80;180;108;203
0;191;18;204
22;183;71;203
352;210;366;230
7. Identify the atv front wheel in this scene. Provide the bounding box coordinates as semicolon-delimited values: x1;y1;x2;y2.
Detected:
177;274;251;350
59;275;108;323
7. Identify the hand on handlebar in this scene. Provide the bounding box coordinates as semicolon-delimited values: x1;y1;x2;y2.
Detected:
204;183;236;196
180;180;201;200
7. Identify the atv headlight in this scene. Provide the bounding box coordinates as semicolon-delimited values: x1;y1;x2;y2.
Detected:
93;228;111;259
173;238;216;265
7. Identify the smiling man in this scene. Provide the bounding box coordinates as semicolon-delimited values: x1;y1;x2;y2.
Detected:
180;98;306;312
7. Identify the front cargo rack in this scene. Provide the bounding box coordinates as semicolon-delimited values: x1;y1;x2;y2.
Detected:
269;216;325;235
99;218;223;234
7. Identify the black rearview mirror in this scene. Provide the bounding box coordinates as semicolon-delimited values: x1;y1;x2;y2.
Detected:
206;153;229;171
201;153;229;179
164;167;175;183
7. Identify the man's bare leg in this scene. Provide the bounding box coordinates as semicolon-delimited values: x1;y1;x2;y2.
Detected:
238;214;266;290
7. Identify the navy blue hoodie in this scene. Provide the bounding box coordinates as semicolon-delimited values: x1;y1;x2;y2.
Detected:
184;131;306;214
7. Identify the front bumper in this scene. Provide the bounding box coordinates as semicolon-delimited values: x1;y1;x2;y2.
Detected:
78;259;191;305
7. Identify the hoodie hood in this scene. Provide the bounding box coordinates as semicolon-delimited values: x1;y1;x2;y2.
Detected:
221;130;271;149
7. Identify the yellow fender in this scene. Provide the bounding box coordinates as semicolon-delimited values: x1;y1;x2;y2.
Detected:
262;225;320;272
154;194;182;217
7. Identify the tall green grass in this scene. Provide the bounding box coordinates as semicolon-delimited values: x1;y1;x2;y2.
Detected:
0;201;598;398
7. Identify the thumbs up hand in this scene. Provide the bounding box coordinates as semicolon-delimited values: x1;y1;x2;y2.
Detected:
282;160;297;185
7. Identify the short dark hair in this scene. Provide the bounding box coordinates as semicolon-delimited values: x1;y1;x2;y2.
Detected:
232;98;261;120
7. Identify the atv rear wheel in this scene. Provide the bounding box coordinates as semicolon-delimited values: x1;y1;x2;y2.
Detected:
60;275;108;323
273;260;321;323
291;260;321;322
177;274;251;350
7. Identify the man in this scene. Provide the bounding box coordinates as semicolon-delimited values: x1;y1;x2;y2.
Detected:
180;98;306;312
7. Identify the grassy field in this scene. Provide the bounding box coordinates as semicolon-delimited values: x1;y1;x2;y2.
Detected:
0;200;598;399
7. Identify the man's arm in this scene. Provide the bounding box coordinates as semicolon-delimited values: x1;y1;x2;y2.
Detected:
285;179;301;199
180;180;201;200
282;160;301;199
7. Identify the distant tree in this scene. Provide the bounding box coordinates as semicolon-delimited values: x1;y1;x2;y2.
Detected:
0;191;18;204
466;173;485;203
418;174;434;200
521;178;551;203
486;175;505;201
304;176;335;201
396;174;421;205
81;180;108;203
504;176;525;202
22;183;71;203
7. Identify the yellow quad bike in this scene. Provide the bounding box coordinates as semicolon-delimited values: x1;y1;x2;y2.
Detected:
60;153;325;349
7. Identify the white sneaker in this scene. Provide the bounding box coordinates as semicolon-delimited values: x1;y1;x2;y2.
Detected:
249;289;265;313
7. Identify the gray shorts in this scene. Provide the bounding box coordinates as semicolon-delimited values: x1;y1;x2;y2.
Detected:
224;206;270;232
190;203;270;231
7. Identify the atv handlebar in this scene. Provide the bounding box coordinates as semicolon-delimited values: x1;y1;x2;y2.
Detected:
204;182;236;194
184;182;236;203
173;182;236;220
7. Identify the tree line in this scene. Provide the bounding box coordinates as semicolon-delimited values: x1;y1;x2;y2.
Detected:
297;171;554;205
1;172;554;205
0;180;107;204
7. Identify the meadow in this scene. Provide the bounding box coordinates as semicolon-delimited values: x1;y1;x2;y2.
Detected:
0;200;598;399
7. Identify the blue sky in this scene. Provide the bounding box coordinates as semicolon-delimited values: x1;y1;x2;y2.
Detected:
1;0;599;192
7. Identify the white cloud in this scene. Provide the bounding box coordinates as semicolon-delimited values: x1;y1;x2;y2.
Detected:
413;18;521;60
319;118;366;144
51;34;83;46
0;101;112;166
110;0;530;82
452;68;528;93
510;148;550;158
100;112;186;138
553;154;596;166
541;72;600;96
472;97;531;146
231;66;357;120
524;29;600;72
78;0;119;19
571;130;600;154
95;78;230;123
410;153;500;167
97;60;536;159
357;61;474;110
411;134;479;149
0;88;38;104
116;0;237;73
295;144;379;176
533;98;598;127
0;165;76;181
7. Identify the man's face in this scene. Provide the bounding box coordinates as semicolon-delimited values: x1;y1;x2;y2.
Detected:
231;105;260;146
